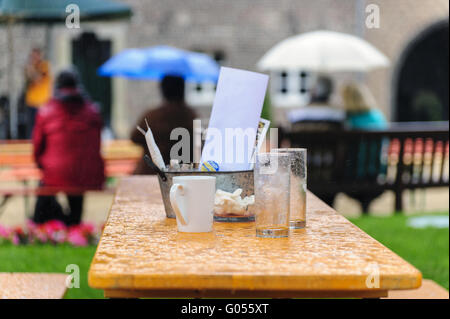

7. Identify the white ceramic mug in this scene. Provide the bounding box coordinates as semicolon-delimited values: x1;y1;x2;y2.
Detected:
170;176;216;233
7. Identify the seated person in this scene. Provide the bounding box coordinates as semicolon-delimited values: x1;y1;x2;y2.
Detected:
342;83;387;130
288;76;345;131
130;75;197;174
32;69;104;225
341;83;389;212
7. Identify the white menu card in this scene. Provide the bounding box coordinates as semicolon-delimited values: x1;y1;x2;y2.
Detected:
200;67;269;171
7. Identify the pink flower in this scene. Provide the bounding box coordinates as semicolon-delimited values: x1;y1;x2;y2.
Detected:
0;224;10;238
25;220;46;243
2;220;98;246
13;226;24;236
26;220;37;230
41;220;67;243
78;222;96;235
12;226;28;244
52;231;67;243
68;223;97;244
43;220;66;234
12;233;20;245
67;228;88;246
34;229;49;243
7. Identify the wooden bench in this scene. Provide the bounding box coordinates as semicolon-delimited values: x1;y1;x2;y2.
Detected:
384;279;449;299
280;122;449;213
0;273;68;299
0;139;142;217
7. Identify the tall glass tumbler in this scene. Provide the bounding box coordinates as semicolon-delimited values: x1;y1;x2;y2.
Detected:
254;152;291;238
273;148;307;229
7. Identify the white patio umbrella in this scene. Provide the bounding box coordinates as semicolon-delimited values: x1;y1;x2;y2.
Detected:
257;30;389;72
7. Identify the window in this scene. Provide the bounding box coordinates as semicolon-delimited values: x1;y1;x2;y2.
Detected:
271;70;312;108
280;71;288;94
299;71;309;94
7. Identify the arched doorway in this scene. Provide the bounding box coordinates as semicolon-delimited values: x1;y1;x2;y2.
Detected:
393;19;449;122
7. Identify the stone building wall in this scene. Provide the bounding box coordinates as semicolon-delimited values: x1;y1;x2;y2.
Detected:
120;0;358;128
365;0;449;120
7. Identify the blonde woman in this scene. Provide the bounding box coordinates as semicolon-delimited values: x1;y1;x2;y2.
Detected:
342;84;387;130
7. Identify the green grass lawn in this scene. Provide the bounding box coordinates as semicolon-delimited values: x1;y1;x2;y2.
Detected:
0;213;448;298
349;213;449;290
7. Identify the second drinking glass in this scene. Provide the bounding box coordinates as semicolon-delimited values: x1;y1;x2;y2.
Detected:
272;148;307;229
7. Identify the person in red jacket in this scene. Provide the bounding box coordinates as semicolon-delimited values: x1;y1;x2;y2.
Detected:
32;69;105;225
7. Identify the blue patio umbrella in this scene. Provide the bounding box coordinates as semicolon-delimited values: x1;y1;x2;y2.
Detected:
98;45;220;82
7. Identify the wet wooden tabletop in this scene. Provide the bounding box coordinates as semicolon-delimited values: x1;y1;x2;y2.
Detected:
88;176;421;298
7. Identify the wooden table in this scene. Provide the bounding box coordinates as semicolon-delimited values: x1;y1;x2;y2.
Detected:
88;176;422;298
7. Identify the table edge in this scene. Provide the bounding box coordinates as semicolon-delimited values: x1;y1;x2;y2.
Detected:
88;270;422;291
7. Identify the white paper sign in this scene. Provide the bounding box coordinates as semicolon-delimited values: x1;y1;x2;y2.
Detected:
200;67;269;171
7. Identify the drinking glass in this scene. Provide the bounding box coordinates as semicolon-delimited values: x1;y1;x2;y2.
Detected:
253;152;291;238
272;148;307;229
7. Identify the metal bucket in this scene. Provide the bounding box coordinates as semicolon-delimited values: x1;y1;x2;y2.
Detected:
157;170;254;222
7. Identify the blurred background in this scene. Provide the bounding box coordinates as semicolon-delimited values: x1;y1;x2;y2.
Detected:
0;0;448;136
0;0;448;298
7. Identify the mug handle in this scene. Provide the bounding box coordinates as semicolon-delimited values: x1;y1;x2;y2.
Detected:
170;183;188;225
